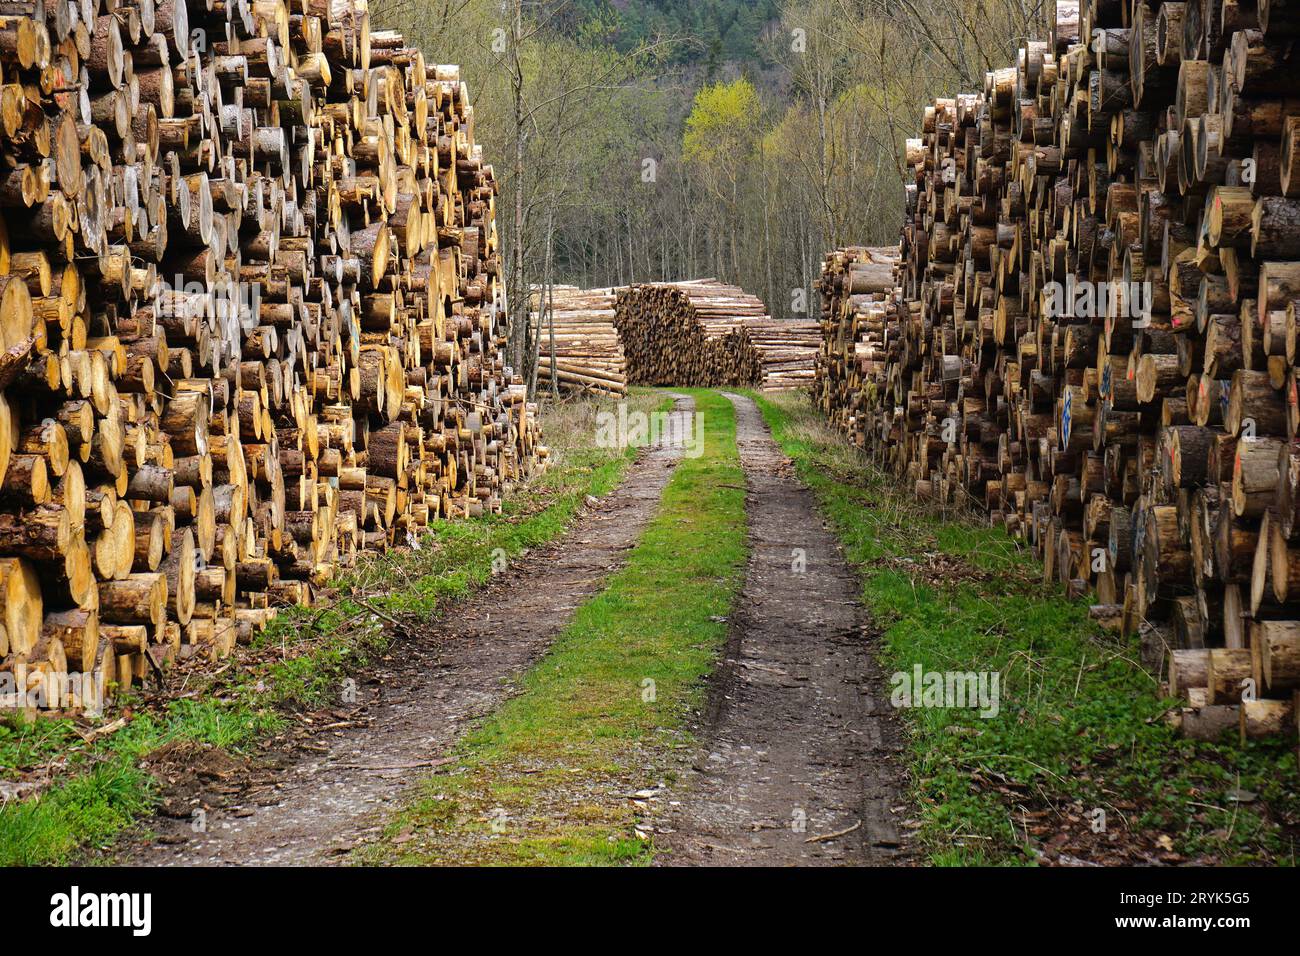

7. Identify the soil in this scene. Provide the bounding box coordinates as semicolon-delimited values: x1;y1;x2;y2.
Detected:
112;396;695;865
652;392;913;865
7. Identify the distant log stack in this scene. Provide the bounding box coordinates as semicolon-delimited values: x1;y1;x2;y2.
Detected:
615;280;766;387
745;318;821;390
614;279;815;389
820;0;1300;742
531;285;626;396
0;0;545;717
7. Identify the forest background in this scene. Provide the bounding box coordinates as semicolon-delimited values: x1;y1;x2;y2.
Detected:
370;0;1051;385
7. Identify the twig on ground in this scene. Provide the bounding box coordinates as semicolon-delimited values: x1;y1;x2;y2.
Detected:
357;598;412;638
805;819;861;843
331;757;455;771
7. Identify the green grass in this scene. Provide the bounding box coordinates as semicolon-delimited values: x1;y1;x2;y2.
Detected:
0;699;284;866
0;389;674;866
363;388;748;865
748;389;1299;866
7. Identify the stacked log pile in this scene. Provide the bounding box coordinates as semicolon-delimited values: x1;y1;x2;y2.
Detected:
744;317;821;390
531;285;626;396
614;279;815;389
814;246;901;441
615;280;765;387
824;0;1300;741
0;0;544;716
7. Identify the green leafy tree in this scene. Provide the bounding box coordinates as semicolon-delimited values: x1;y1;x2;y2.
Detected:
683;78;761;278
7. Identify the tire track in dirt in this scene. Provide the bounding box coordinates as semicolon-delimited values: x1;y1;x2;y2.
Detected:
119;395;694;866
654;392;911;866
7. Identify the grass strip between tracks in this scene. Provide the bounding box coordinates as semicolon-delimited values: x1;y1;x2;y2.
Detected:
363;388;747;865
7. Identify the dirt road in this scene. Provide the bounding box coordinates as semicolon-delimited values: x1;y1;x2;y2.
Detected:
654;392;910;865
119;397;694;865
